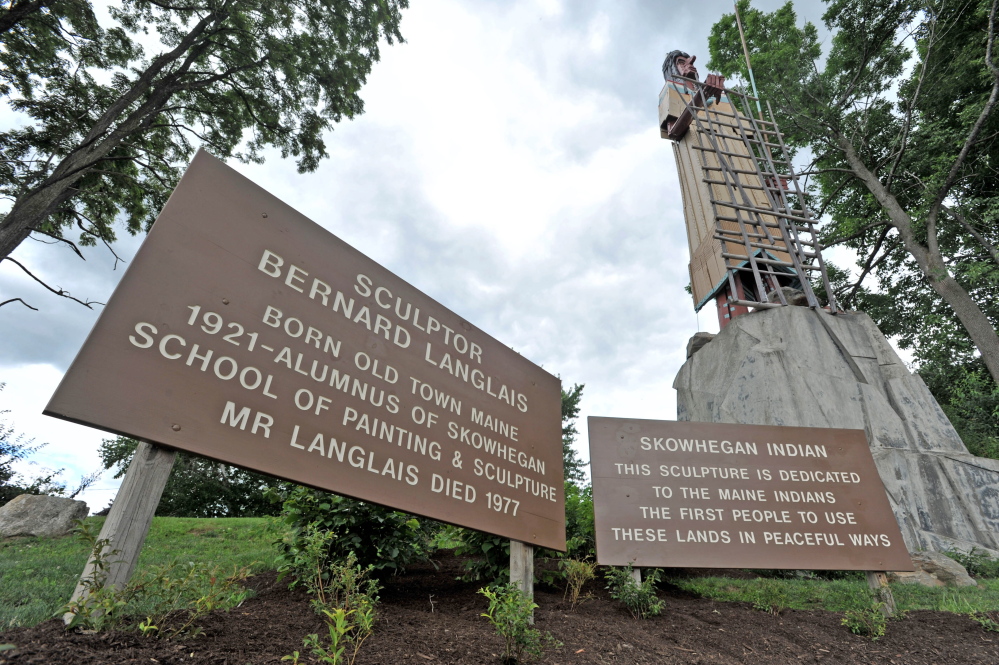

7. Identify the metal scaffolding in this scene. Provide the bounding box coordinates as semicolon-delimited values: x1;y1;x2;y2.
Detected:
678;78;839;313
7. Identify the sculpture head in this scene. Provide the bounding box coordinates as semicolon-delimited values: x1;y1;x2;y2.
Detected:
663;50;699;81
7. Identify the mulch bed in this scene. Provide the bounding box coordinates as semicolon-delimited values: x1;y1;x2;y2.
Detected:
2;552;997;664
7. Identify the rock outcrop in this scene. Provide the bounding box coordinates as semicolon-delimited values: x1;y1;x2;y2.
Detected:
0;494;89;539
889;551;978;587
674;306;999;554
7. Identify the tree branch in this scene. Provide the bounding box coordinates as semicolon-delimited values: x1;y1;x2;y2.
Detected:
943;204;999;267
926;0;999;236
2;257;103;308
822;220;889;248
0;0;46;36
841;227;892;307
29;228;86;260
885;8;936;189
0;297;38;311
71;211;126;270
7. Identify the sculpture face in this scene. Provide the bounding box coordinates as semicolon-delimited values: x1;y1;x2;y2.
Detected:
676;54;698;79
662;50;700;82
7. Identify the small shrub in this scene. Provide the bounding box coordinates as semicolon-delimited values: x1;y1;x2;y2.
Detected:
842;598;888;641
127;561;253;639
281;525;381;665
62;520;253;638
61;521;132;632
558;558;596;609
604;565;664;619
295;604;377;665
970;610;999;632
269;486;433;576
752;579;790;615
479;584;560;664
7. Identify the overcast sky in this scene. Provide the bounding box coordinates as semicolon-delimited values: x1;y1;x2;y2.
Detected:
0;0;834;512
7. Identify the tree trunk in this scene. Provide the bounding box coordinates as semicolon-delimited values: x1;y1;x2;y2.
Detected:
839;136;999;387
0;10;223;263
0;0;46;35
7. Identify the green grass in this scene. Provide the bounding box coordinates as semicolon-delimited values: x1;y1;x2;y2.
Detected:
0;516;283;630
671;575;999;614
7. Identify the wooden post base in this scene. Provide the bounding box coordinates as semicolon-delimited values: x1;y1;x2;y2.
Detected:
64;442;176;624
865;571;896;617
630;567;642;584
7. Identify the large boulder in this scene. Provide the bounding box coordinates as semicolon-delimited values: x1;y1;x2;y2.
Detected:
675;306;999;554
890;551;978;587
0;494;89;539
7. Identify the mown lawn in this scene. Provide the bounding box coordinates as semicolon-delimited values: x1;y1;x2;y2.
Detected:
671;574;999;613
0;516;283;629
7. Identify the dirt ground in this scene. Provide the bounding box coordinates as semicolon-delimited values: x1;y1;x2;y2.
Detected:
2;552;997;665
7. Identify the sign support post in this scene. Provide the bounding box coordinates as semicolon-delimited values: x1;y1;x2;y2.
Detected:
510;540;534;622
630;567;642;584
64;441;176;624
865;571;896;617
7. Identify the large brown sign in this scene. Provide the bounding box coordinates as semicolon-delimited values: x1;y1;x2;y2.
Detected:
589;417;912;570
46;150;566;550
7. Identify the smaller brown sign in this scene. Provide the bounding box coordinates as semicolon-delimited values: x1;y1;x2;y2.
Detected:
588;417;913;571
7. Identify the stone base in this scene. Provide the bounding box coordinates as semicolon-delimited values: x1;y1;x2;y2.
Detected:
889;551;977;587
674;306;999;554
0;494;89;539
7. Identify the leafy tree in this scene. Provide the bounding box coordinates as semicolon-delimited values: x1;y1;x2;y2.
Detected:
99;436;281;517
1;384;100;505
0;419;63;506
561;383;586;484
708;0;999;388
920;358;999;459
0;0;407;310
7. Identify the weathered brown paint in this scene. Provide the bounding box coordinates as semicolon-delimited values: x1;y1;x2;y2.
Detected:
588;417;912;570
46;150;566;551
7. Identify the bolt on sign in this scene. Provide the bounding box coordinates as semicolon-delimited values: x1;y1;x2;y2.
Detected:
46;150;566;551
588;417;912;570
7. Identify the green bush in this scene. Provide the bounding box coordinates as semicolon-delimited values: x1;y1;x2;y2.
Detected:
269;486;433;576
453;529;510;583
945;548;999;579
479;584;560;664
604;565;664;619
842;599;888;641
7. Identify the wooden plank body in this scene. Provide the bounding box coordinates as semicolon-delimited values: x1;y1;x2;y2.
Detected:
659;80;791;308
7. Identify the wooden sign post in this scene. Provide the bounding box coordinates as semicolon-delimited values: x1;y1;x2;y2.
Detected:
64;442;176;622
509;539;534;623
866;571;897;617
